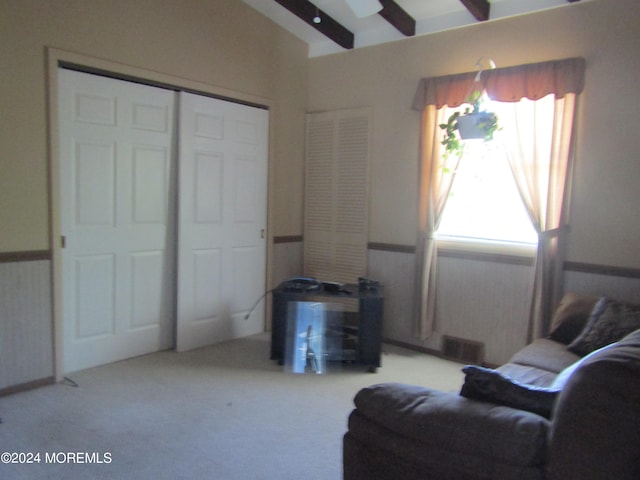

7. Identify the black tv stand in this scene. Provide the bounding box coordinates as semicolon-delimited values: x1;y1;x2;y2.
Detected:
270;282;384;372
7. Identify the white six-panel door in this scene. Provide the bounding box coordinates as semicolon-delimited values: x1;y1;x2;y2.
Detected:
176;92;268;351
58;70;176;373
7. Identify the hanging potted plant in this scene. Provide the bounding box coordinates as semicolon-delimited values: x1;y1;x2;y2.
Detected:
439;91;499;158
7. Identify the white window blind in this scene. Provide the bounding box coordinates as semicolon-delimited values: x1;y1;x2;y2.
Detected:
304;108;371;284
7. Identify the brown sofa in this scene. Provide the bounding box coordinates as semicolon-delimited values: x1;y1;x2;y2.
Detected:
343;293;640;480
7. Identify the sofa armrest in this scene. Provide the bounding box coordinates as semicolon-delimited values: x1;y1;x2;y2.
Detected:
352;383;550;468
548;330;640;480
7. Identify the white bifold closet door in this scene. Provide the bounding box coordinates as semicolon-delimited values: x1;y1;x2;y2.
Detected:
59;70;177;373
176;92;268;352
58;70;268;373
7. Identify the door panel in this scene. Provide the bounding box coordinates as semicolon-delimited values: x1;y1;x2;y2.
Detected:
74;254;115;338
132;146;169;223
195;153;224;223
177;92;268;351
74;141;116;226
131;251;165;328
193;249;222;321
59;69;176;373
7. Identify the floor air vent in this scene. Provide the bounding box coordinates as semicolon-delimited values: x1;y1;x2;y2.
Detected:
442;335;484;364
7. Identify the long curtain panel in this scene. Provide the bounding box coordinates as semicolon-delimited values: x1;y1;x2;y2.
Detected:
499;94;577;340
415;105;461;339
412;58;585;340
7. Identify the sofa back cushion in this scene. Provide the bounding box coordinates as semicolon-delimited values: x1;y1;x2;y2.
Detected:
548;292;600;344
548;329;640;480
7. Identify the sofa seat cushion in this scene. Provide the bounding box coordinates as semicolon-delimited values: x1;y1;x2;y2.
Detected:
353;383;550;467
508;338;580;374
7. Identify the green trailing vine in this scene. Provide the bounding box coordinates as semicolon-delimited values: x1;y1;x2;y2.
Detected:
440;110;464;159
439;91;499;159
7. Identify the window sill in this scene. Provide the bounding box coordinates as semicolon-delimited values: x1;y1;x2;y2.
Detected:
436;236;537;259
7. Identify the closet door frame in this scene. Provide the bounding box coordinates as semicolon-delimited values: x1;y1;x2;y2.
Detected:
46;48;275;381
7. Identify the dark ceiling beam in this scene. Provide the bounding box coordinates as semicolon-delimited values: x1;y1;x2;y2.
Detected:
274;0;354;49
459;0;490;22
378;0;416;37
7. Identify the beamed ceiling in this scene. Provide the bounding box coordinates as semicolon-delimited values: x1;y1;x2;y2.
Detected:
241;0;584;57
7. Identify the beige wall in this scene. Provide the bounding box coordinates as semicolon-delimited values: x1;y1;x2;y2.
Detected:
0;0;308;252
308;0;640;269
3;0;639;268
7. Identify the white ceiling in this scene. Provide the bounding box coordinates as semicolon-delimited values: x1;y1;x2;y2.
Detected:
241;0;582;57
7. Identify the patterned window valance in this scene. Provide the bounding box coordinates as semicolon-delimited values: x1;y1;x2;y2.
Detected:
412;57;586;110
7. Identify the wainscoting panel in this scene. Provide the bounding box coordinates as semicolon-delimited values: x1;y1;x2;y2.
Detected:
368;247;534;366
367;249;417;342
0;260;54;391
564;268;640;304
432;255;534;366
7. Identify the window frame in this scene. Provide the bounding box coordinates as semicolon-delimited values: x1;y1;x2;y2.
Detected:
434;100;542;255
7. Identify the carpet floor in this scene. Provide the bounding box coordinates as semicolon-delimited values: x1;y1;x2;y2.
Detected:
0;333;464;480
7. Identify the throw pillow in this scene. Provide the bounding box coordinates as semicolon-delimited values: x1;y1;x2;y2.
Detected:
460;365;558;418
568;298;640;356
548;292;600;344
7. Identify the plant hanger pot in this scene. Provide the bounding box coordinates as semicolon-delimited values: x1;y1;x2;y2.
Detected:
456;112;497;140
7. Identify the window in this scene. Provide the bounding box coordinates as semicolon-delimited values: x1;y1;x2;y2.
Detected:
414;58;583;339
436;137;538;244
437;100;540;246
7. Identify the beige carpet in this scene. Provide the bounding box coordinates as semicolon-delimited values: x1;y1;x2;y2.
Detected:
0;333;464;480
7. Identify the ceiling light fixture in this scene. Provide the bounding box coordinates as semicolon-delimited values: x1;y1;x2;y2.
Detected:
313;5;321;23
344;0;383;18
